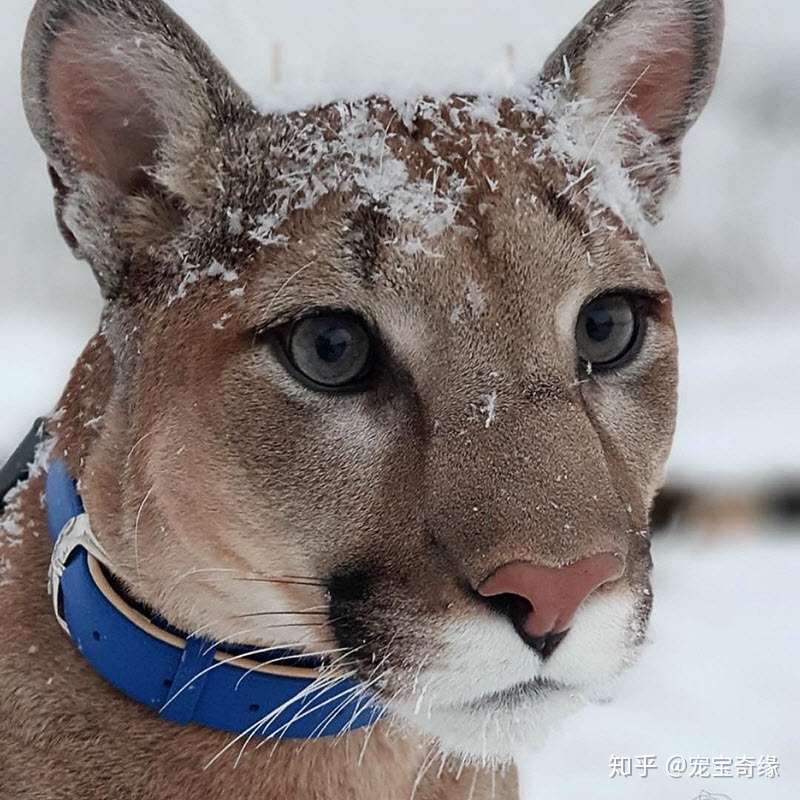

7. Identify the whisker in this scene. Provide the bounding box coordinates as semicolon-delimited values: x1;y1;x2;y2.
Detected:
161;644;332;713
329;674;384;740
228;577;326;588
308;658;382;741
234;646;350;690
126;431;154;465
254;673;366;749
132;486;155;578
200;604;331;654
286;682;366;744
254;670;361;761
263;260;318;320
411;744;439;800
233;618;340;631
172;567;240;586
357;690;388;764
232;608;329;619
203;647;364;768
467;764;481;800
189;606;329;640
216;669;357;769
202;626;261;655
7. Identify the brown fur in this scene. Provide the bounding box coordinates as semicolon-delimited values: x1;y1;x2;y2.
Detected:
2;0;723;797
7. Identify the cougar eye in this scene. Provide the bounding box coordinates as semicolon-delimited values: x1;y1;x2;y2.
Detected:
576;294;645;370
283;313;373;391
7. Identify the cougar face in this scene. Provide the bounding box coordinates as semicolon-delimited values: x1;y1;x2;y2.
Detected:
23;0;722;762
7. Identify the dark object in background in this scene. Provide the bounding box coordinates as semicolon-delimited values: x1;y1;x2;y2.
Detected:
652;479;800;534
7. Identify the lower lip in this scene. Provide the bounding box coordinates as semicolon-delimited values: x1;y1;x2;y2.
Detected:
468;678;572;710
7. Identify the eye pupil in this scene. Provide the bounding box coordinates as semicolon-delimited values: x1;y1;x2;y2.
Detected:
315;327;350;364
585;309;614;343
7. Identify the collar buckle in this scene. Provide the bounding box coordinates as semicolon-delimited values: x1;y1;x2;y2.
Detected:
48;513;111;635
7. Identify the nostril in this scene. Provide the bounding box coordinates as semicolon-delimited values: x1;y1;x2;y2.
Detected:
483;592;569;658
485;592;533;627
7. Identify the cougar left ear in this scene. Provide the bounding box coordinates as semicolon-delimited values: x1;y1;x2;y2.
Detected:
21;0;253;297
540;0;724;220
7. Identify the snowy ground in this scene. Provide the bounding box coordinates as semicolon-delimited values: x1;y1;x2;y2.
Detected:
1;0;798;797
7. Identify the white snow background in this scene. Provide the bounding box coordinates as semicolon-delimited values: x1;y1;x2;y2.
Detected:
1;1;798;797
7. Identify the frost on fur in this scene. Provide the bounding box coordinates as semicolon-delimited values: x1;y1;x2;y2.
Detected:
159;81;669;305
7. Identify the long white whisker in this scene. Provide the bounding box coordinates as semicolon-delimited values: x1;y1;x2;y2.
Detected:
225;670;358;769
132;486;154;577
172;567;240;587
255;673;366;749
240;673;353;766
410;744;438;800
273;681;364;756
234;646;348;691
160;645;323;713
312;668;385;741
466;765;481;800
207;670;350;770
126;431;154;465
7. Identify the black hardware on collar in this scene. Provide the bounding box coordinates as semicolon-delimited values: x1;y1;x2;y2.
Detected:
0;418;45;512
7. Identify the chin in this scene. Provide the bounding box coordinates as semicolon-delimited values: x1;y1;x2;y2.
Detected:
401;682;590;764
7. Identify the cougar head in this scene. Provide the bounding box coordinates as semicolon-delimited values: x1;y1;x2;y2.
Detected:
23;0;722;763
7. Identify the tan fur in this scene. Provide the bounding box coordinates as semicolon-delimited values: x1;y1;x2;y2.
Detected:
2;0;723;797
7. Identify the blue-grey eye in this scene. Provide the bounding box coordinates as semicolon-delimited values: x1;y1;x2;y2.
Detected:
287;314;372;389
576;294;643;369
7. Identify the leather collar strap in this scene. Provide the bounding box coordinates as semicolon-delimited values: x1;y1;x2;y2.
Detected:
44;456;380;739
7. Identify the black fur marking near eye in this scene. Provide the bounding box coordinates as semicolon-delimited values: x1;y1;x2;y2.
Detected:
327;567;377;651
541;185;585;232
342;206;389;282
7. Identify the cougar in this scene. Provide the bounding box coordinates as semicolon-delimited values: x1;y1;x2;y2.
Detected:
1;0;723;797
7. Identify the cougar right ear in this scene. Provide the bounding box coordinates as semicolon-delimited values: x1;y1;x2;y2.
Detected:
539;0;724;223
22;0;252;297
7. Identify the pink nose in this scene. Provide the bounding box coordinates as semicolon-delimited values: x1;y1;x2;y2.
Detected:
478;553;625;655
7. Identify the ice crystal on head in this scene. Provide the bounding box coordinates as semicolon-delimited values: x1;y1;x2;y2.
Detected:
206;260;225;278
529;85;670;235
226;208;244;235
250;213;289;247
322;103;468;249
465;279;488;318
480;391;498;429
168;268;199;305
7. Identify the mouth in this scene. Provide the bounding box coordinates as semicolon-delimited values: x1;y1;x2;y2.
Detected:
392;674;591;765
463;677;572;712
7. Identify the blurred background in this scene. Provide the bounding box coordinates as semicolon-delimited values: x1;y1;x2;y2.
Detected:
1;1;797;797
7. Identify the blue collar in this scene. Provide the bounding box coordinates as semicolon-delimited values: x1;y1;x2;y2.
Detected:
44;457;381;741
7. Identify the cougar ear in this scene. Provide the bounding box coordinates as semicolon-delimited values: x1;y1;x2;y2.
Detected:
540;0;724;221
22;0;252;296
